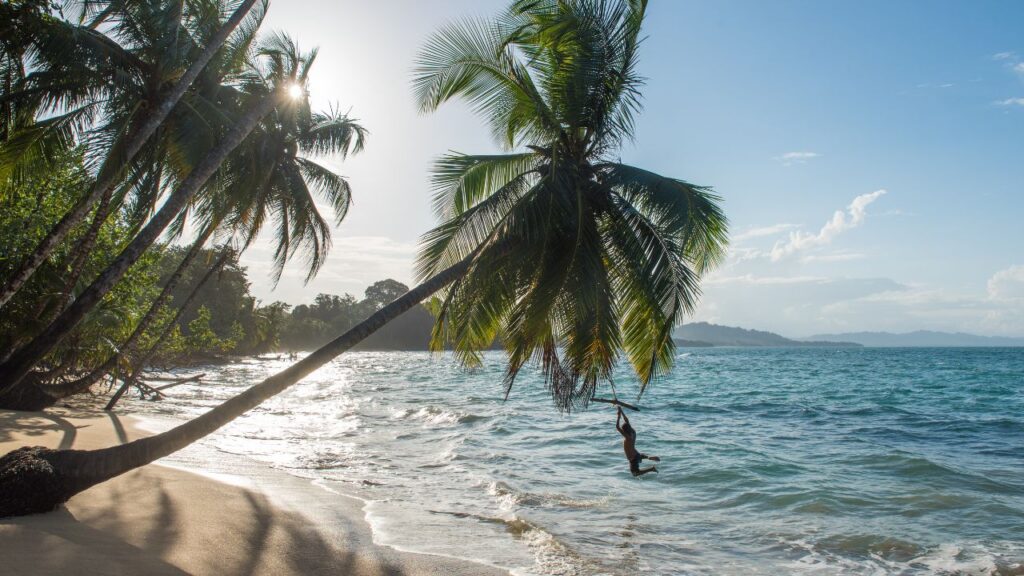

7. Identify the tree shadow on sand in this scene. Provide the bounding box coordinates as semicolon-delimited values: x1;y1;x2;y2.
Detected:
0;411;85;450
0;408;426;575
0;464;420;576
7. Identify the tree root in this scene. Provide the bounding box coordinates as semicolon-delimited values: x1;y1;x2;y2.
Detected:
0;446;71;517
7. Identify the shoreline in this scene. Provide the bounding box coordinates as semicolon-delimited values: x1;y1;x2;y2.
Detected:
0;407;509;576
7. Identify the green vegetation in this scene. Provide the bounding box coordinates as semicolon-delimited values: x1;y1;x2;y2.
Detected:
0;148;163;373
0;0;728;518
279;283;436;352
0;0;364;409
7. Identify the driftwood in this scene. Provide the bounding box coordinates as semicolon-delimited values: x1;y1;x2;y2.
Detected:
104;372;206;411
591;397;640;411
132;380;165;399
146;372;205;383
154;373;205;391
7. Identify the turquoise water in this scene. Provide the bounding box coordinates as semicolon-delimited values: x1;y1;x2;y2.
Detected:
126;347;1024;575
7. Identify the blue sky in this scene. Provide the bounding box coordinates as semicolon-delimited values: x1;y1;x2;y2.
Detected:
243;0;1024;337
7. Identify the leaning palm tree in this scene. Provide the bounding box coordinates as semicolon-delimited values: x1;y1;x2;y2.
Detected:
113;87;365;372
40;83;367;409
0;73;365;410
0;0;727;517
202;33;367;286
0;32;310;393
0;0;265;309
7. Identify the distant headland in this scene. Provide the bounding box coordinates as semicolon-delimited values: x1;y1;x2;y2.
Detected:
675;322;1024;348
673;322;861;348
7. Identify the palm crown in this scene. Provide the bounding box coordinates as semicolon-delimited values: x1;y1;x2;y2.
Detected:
414;0;728;411
207;33;367;284
1;1;263;194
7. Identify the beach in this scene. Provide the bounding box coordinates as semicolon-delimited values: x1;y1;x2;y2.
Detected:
0;407;507;576
108;350;1024;575
2;348;1022;575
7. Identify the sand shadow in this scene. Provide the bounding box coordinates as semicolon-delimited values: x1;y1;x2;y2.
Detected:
4;466;414;576
0;506;190;576
0;411;85;450
105;412;130;444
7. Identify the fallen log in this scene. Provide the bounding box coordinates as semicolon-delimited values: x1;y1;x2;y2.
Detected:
133;380;165;399
154;373;205;391
104;377;163;411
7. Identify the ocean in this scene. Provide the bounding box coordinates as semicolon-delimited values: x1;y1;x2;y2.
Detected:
122;347;1024;575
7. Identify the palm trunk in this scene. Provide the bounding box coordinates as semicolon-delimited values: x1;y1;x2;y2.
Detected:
106;245;229;411
49;186;116;318
0;90;281;394
117;226;217;363
0;230;221;411
0;0;259;310
0;253;475;517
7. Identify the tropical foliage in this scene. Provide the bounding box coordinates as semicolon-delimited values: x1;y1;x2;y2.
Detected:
0;148;162;371
0;0;364;407
0;0;729;520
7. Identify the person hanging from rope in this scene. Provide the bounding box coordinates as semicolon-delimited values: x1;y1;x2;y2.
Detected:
616;406;660;477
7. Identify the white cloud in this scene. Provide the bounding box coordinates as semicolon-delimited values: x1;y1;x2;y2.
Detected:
691;276;907;336
993;52;1017;60
705;274;828;286
775;151;820;165
818;280;1024;337
732;223;798;242
241;235;418;304
801;252;866;263
694;270;1023;338
769;189;887;261
1015;63;1024;74
988;265;1024;300
996;97;1024;107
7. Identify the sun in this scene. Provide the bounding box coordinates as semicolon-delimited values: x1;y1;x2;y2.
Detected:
287;83;304;100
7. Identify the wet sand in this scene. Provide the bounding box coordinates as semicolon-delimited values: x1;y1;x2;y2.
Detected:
0;408;508;576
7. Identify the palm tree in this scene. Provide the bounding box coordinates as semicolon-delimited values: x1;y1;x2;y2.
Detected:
414;0;727;409
0;0;727;517
196;32;367;287
0;59;366;410
106;83;366;369
0;0;264;309
0;32;308;393
104;245;236;411
26;84;367;409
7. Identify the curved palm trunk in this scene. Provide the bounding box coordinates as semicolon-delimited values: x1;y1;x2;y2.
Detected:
0;90;281;394
49;186;116;319
106;245;229;411
0;372;56;412
0;230;222;411
0;0;259;310
107;226;217;366
117;226;217;361
0;254;474;517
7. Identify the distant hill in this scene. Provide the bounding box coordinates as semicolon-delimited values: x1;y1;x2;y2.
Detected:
805;331;1024;347
674;322;861;348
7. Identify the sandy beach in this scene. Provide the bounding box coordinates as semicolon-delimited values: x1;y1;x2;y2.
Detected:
0;407;508;576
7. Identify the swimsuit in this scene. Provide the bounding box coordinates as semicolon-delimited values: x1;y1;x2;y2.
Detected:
629;452;646;475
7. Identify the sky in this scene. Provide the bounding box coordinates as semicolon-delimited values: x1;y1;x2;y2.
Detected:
239;0;1024;338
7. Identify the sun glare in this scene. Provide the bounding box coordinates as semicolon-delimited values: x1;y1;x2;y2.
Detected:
287;83;304;100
